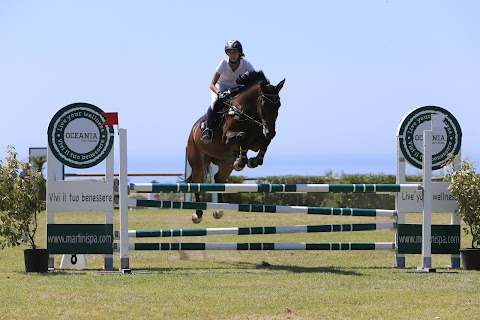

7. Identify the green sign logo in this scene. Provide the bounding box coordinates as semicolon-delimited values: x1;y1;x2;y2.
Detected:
397;106;462;170
47;224;113;254
48;103;114;169
397;224;460;254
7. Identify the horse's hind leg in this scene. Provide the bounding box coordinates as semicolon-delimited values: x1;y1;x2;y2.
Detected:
211;164;234;220
187;164;206;224
187;134;208;224
191;191;204;224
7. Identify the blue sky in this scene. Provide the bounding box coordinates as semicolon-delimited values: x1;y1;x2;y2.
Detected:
1;1;479;177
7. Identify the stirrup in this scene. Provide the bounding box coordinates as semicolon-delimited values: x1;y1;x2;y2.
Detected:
201;128;213;144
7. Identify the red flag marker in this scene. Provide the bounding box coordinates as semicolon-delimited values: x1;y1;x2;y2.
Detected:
102;112;118;126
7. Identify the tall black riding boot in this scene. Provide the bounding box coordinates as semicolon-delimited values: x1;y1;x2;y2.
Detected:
201;107;214;144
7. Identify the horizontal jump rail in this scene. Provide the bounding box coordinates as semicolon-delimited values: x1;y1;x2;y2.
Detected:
66;172;183;178
113;242;396;251
114;222;396;238
129;183;422;194
128;199;397;217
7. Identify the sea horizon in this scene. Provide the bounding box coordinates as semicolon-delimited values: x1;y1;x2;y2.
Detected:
62;153;467;184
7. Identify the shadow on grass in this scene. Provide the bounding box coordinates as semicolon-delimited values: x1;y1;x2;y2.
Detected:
17;269;101;276
138;261;364;276
38;265;460;276
239;261;363;275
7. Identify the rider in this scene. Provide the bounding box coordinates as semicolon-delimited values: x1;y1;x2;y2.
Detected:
201;40;255;144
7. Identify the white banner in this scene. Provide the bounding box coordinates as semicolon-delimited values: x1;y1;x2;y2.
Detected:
397;182;458;213
47;180;114;212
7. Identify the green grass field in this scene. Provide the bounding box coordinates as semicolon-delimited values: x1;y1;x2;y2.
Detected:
1;209;479;320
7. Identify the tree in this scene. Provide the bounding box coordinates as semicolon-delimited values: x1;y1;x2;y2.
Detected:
445;157;480;248
0;146;46;249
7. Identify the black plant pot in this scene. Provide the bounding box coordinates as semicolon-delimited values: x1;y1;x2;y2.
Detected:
24;249;49;273
460;248;480;270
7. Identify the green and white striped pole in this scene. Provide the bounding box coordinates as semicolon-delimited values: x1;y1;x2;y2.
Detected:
115;222;396;238
113;242;396;251
130;183;422;194
128;199;397;217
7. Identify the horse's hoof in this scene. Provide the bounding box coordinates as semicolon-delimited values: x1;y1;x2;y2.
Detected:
247;158;257;168
233;159;245;171
248;157;264;168
213;210;224;219
233;163;245;171
192;214;202;224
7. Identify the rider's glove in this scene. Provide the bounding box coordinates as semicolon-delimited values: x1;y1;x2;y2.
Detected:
218;91;229;100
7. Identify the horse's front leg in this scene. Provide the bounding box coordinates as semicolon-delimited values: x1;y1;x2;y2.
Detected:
233;148;248;171
224;129;248;171
225;130;245;145
248;136;272;168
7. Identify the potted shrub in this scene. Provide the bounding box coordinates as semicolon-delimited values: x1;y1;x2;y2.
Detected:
445;156;480;270
0;146;47;272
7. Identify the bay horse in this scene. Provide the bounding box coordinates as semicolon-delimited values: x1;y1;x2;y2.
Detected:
186;70;285;223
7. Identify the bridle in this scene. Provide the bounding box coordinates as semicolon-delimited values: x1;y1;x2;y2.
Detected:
227;93;280;129
259;93;281;125
261;93;281;105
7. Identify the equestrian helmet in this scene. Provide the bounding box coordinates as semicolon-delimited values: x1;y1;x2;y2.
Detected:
225;40;244;56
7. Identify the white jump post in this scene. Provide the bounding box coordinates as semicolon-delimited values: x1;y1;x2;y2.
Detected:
395;146;406;268
119;128;130;272
450;155;461;268
418;112;442;272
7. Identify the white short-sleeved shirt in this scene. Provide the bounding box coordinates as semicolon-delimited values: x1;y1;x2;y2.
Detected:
215;58;255;92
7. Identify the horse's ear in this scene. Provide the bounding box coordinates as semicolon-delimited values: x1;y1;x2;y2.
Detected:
276;79;285;92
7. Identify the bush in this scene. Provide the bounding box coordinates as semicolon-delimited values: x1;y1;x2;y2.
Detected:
222;174;407;209
0;146;46;249
445;157;480;248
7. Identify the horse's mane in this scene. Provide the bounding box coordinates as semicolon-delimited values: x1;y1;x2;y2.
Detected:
236;70;270;87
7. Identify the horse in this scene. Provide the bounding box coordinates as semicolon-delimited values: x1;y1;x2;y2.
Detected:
186;70;285;223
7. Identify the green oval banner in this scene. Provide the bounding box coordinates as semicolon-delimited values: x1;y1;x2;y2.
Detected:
397;106;462;170
47;103;114;169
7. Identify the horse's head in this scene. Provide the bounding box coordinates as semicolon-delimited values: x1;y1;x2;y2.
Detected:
225;71;285;147
259;78;285;140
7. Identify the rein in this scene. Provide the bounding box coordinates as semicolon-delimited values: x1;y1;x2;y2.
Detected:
225;91;280;134
261;93;281;104
228;104;264;127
